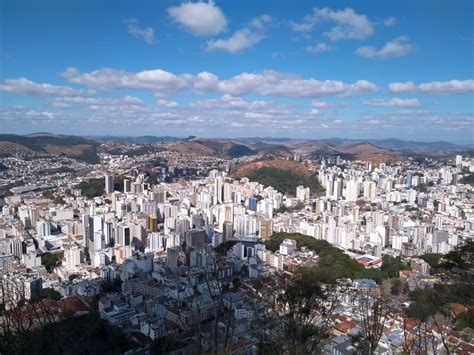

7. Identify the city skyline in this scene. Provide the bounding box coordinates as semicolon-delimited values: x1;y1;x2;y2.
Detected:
1;0;473;143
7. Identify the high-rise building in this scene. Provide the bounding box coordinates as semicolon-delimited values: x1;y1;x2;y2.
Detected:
345;180;359;202
363;181;376;201
117;224;131;246
296;186;310;203
332;178;343;200
185;229;207;249
104;221;115;246
65;246;83;272
105;175;114;194
248;197;257;212
93;230;105;251
223;221;233;241
123;179;131;193
36;220;51;237
147;214;158;232
259;219;273;240
223;183;233;203
167;246;182;270
406;171;413;187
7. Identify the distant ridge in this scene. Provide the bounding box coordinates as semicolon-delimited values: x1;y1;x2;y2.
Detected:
0;133;100;163
86;135;182;144
1;134;471;163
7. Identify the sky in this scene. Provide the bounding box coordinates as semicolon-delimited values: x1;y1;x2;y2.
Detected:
0;0;473;143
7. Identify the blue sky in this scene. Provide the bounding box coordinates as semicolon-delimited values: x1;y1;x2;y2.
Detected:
1;0;473;143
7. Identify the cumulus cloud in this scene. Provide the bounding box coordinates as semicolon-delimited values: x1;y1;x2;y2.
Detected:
207;15;272;53
291;7;374;41
214;71;377;97
0;77;94;97
59;67;377;98
124;18;156;45
167;1;227;37
388;80;474;95
60;67;187;94
363;98;421;107
355;36;415;59
305;42;331;54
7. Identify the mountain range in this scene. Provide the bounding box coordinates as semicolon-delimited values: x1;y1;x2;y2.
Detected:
0;133;471;164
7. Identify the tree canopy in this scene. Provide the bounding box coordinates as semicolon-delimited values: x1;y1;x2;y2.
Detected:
265;232;409;284
247;167;324;197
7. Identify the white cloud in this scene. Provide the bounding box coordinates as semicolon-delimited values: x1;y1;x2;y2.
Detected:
311;100;344;109
355;36;415;59
0;106;71;123
157;98;179;108
291;7;374;41
305;42;331;54
0;77;93;97
207;15;272;53
206;29;263;53
124;18;156;45
388;80;474;95
49;95;144;108
357;112;474;133
388;81;417;92
383;17;397;27
60;67;187;93
59;67;377;98
363;98;421;107
214;71;377;97
191;71;220;91
167;1;227;37
191;94;272;111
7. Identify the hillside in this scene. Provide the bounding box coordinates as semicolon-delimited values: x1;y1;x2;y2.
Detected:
287;141;340;156
283;140;403;164
90;135;181;144
171;139;256;159
337;142;403;164
251;143;293;158
369;139;470;156
233;159;324;196
0;134;100;163
235;137;470;159
266;232;410;284
0;141;34;157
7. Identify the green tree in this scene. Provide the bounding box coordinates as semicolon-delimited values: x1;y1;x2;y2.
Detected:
41;288;61;301
41;252;63;273
276;268;345;353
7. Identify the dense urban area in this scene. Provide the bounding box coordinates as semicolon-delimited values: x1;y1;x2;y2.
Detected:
0;135;473;355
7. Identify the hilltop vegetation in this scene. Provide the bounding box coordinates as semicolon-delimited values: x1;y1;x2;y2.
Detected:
460;173;474;185
246;167;324;197
265;232;409;284
75;176;125;198
232;158;325;197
